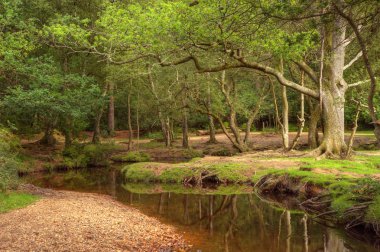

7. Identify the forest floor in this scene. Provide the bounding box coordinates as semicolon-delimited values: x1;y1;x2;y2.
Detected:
0;184;189;252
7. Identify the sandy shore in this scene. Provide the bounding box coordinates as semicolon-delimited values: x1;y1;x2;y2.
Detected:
0;185;188;252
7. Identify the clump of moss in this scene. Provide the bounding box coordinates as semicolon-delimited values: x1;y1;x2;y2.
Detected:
111;151;151;163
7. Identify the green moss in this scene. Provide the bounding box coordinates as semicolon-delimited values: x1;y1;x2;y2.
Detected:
159;166;194;183
331;194;355;216
366;195;380;223
111;151;151;163
0;192;39;213
123;163;157;182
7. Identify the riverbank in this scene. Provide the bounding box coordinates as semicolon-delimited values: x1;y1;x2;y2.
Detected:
122;151;380;236
0;185;188;251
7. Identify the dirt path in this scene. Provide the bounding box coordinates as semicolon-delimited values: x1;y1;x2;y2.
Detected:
0;185;188;252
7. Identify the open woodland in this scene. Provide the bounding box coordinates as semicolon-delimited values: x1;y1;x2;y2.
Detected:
1;0;380;251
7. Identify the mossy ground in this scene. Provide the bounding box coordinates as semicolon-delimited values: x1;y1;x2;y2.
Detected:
0;192;39;213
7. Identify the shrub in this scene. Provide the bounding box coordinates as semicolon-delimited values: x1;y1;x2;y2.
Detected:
0;128;22;192
62;143;118;168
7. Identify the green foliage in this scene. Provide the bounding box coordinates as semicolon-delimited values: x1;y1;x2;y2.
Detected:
0;128;22;192
2;57;103;138
0;192;39;213
111;151;151;163
62;143;119;168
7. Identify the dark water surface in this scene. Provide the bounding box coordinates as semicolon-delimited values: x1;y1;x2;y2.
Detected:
24;167;379;252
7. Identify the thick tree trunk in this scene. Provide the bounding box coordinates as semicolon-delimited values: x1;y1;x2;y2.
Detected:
108;81;115;136
127;92;133;150
317;91;347;156
314;13;348;156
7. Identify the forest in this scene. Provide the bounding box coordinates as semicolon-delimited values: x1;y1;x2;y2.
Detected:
1;0;380;251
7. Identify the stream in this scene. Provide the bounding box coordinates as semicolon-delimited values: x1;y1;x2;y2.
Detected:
23;167;379;252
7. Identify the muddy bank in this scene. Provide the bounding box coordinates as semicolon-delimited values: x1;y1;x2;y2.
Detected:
255;174;380;242
0;185;189;252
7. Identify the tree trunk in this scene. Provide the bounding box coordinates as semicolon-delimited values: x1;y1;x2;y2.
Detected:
127;92;133;150
315;13;348;156
207;84;217;144
108;81;115;136
182;101;189;149
308;103;321;149
92;111;103;144
63;129;72;148
244;93;265;144
40;125;56;146
317;91;347;156
136;91;140;150
289;70;305;151
280;58;289;150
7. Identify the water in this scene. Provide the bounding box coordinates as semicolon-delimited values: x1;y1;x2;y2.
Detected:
24;167;379;252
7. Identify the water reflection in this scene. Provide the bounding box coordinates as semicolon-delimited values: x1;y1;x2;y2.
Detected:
24;168;377;252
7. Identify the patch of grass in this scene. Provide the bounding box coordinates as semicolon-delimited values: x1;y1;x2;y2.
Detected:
0;192;39;213
111;151;151;163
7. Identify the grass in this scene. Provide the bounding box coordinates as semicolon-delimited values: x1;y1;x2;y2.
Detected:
0;192;39;213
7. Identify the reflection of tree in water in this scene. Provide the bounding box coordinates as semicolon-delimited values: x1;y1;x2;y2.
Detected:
323;229;351;252
127;190;373;252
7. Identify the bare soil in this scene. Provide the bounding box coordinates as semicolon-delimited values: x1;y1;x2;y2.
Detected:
0;185;189;252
